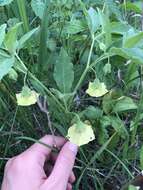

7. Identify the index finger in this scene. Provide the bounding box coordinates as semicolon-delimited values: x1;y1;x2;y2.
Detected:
22;135;66;165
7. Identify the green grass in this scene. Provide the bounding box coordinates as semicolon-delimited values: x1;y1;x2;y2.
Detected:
1;0;143;189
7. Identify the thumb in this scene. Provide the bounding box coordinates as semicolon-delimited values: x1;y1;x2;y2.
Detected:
43;141;78;190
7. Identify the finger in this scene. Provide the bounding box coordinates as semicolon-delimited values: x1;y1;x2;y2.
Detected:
1;180;7;190
44;162;76;183
44;141;78;189
22;135;66;166
69;171;76;184
50;153;76;183
67;183;72;190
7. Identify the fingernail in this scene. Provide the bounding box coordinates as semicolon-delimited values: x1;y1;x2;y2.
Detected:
68;142;78;155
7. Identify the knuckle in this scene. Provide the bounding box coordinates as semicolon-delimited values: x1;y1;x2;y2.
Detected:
8;156;24;172
5;158;14;171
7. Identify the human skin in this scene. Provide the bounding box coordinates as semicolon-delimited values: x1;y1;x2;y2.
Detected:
1;135;78;190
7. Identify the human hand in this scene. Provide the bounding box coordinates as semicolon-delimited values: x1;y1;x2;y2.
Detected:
1;135;78;190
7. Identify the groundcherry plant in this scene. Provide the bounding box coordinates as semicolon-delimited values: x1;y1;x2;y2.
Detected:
1;0;143;189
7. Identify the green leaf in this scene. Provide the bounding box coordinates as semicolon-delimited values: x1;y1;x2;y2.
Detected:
106;0;122;21
128;185;139;190
64;19;87;35
31;0;48;19
102;116;128;139
98;8;112;48
0;24;6;47
18;27;39;49
0;52;15;80
102;90;122;114
98;120;109;145
124;32;143;48
102;92;114;114
110;116;128;139
113;96;137;113
87;7;100;34
0;0;14;6
53;48;74;93
110;22;131;35
50;88;74;102
110;47;143;65
4;23;21;53
121;2;142;14
83;106;103;120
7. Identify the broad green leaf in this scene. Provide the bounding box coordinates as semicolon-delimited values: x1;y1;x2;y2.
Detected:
67;120;95;146
83;106;103;120
101;116;127;139
113;96;137;113
16;86;39;106
86;79;108;97
18;27;39;49
128;185;140;190
31;0;47;19
110;116;128;139
125;62;139;85
53;48;74;93
87;7;100;34
124;32;143;48
50;88;74;102
110;22;131;35
0;24;6;47
106;0;123;21
98;8;112;48
64;19;87;35
102;93;113;114
0;52;15;80
123;28;136;41
4;23;21;53
102;90;122;114
121;2;142;14
110;47;143;65
0;0;14;6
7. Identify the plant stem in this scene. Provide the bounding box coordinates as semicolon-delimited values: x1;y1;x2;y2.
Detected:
15;53;66;112
73;37;95;93
30;74;65;112
68;53;110;110
71;33;110;99
16;136;58;152
38;0;49;76
16;0;29;33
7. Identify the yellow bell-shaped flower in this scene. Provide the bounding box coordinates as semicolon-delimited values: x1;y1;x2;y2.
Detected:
67;121;95;146
86;79;108;97
16;86;39;106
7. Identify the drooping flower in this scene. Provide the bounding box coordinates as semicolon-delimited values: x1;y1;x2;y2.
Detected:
86;79;108;97
16;86;39;106
67;120;95;146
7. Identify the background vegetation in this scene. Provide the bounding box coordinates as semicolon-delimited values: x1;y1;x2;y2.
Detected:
0;0;143;189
